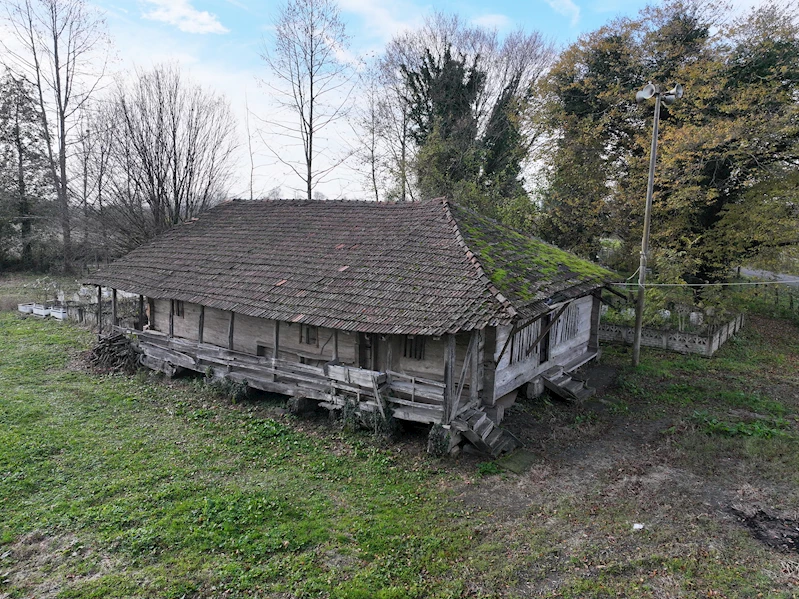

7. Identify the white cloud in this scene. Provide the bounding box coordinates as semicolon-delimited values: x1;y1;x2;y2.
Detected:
337;0;421;44
142;0;229;34
471;14;512;31
545;0;581;26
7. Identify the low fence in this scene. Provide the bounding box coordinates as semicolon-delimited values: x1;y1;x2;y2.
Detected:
19;297;141;331
598;313;745;357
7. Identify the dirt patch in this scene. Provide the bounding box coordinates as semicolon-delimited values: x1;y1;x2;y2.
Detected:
0;531;123;598
575;361;620;395
731;505;799;553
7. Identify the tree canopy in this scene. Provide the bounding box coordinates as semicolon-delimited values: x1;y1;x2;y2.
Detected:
372;13;553;227
537;0;799;279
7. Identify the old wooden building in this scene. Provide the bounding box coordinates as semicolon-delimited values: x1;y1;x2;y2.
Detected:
87;198;612;454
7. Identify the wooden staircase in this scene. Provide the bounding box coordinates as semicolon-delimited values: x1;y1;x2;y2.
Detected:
542;365;595;401
450;409;523;457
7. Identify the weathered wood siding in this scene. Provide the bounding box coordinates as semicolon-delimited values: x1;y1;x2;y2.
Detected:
175;302;202;341
232;313;274;354
152;299;169;333
493;295;594;400
154;300;356;365
278;324;356;365
387;335;444;380
203;306;232;348
381;333;474;385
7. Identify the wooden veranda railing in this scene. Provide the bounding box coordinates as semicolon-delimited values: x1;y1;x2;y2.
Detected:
121;328;449;423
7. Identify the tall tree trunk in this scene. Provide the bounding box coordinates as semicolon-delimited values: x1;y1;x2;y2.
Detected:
14;123;33;267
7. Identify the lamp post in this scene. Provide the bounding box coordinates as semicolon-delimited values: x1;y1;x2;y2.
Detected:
632;82;683;366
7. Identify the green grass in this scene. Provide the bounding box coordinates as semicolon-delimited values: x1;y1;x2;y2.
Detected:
3;297;799;597
0;313;474;598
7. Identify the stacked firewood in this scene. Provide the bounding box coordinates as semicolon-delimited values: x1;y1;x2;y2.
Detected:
88;333;140;373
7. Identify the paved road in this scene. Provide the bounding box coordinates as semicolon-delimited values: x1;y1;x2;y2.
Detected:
740;268;799;288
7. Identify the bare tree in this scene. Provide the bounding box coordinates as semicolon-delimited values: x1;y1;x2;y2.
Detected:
96;64;237;251
260;0;354;200
350;68;385;202
2;0;110;272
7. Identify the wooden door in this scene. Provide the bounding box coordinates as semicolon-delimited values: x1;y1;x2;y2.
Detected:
359;333;379;371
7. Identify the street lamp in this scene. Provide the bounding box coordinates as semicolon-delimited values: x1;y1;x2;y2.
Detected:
632;82;683;366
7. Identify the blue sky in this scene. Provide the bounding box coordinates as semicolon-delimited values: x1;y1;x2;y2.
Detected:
97;0;656;72
90;0;763;198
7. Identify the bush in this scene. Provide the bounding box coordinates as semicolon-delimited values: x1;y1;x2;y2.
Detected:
206;375;250;404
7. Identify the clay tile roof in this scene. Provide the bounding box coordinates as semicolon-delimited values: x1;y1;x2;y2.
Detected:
85;198;612;335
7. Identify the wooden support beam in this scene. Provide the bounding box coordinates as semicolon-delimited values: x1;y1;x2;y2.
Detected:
385;337;393;373
169;299;174;338
454;332;477;413
227;311;235;350
525;302;571;358
111;289;118;327
443;333;456;423
604;284;629;301
198;305;205;344
137;295;144;331
479;327;496;406
332;329;339;361
96;286;102;338
589;290;601;352
495;311;553;364
271;320;280;381
470;329;480;406
495;321;518;366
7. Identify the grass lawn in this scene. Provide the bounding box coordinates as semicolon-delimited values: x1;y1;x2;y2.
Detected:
2;277;799;597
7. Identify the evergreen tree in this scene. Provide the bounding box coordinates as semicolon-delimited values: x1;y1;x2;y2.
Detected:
0;72;50;268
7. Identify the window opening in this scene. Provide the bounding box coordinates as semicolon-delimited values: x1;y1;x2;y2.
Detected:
301;324;318;345
403;335;425;360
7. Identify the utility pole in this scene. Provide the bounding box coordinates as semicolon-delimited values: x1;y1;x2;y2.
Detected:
632;83;683;366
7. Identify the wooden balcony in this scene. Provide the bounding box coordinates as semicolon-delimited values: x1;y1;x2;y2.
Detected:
124;328;449;424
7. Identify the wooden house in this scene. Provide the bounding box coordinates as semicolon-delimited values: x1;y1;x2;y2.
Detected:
86;198;613;454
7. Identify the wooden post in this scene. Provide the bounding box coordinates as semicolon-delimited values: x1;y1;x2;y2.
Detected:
469;330;480;407
111;288;118;328
96;286;102;338
169;299;174;338
228;311;235;350
198;305;205;344
332;329;339;362
137;295;144;330
272;320;280;381
385;337;393;373
589;290;601;353
479;327;497;407
443;333;456;423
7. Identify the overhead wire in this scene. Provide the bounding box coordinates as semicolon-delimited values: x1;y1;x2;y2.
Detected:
612;280;799;288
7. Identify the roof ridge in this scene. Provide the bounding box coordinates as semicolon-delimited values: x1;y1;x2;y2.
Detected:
440;198;518;320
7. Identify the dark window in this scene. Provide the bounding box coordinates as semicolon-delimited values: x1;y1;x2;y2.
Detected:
256;344;269;357
172;300;184;317
403;335;425;360
301;324;318;345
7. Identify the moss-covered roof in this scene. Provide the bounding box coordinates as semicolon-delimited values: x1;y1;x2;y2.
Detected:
449;203;614;317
